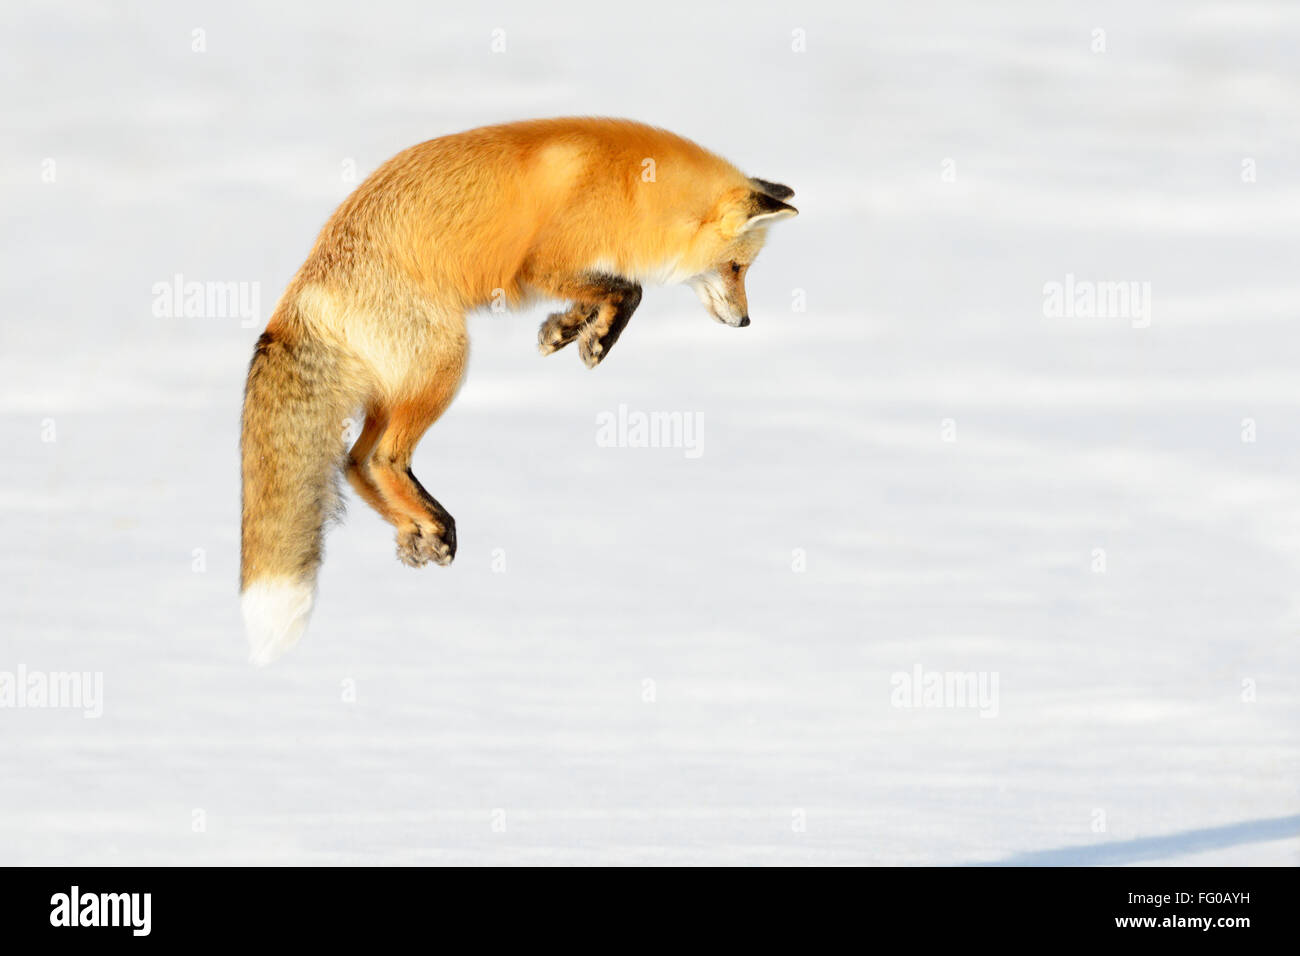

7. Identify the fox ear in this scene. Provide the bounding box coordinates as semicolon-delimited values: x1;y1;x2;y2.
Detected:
741;190;798;232
749;177;795;201
718;189;799;236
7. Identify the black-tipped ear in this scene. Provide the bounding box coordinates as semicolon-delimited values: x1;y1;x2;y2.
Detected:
749;177;795;200
741;190;798;231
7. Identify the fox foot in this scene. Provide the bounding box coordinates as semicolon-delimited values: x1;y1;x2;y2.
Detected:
396;520;456;568
538;304;597;356
537;278;641;368
395;469;457;567
578;286;641;369
577;321;609;369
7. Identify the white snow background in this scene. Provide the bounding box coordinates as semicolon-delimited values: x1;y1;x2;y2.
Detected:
1;0;1298;865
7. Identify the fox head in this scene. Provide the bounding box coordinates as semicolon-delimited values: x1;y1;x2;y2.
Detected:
685;178;797;327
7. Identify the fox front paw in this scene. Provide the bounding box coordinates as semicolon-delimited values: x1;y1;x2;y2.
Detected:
578;312;628;369
538;304;596;356
396;519;457;568
578;285;639;369
577;325;608;368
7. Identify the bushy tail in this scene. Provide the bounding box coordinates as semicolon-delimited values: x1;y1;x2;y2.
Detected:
240;306;351;665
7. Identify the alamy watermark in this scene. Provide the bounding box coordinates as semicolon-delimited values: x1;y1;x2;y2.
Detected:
152;273;260;328
1043;273;1151;328
0;665;103;718
596;404;704;459
50;886;150;936
890;665;999;718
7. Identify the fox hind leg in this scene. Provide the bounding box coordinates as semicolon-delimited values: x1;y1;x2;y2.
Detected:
345;408;394;520
367;382;462;568
391;468;457;567
344;406;448;561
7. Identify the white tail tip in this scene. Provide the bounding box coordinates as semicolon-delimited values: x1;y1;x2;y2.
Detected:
241;578;315;666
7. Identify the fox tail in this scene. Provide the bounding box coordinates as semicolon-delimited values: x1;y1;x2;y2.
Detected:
239;302;353;665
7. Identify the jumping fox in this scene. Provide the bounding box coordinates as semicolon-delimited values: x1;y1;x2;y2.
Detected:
240;117;797;664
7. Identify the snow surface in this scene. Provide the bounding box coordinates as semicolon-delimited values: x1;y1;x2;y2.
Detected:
1;0;1298;865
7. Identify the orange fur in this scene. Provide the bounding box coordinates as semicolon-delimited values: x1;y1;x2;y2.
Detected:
239;117;796;662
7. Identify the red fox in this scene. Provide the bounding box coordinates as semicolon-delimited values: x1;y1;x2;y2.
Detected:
240;117;797;664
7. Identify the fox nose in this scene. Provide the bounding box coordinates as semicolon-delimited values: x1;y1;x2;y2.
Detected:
738;315;750;327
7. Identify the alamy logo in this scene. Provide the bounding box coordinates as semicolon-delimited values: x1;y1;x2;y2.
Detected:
0;665;103;718
50;886;151;936
595;404;704;459
890;665;999;718
151;273;261;328
1042;273;1151;328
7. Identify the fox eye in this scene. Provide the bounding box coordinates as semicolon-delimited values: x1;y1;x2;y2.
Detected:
729;262;742;275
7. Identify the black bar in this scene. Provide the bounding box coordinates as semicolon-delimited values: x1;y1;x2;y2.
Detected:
0;867;1287;943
